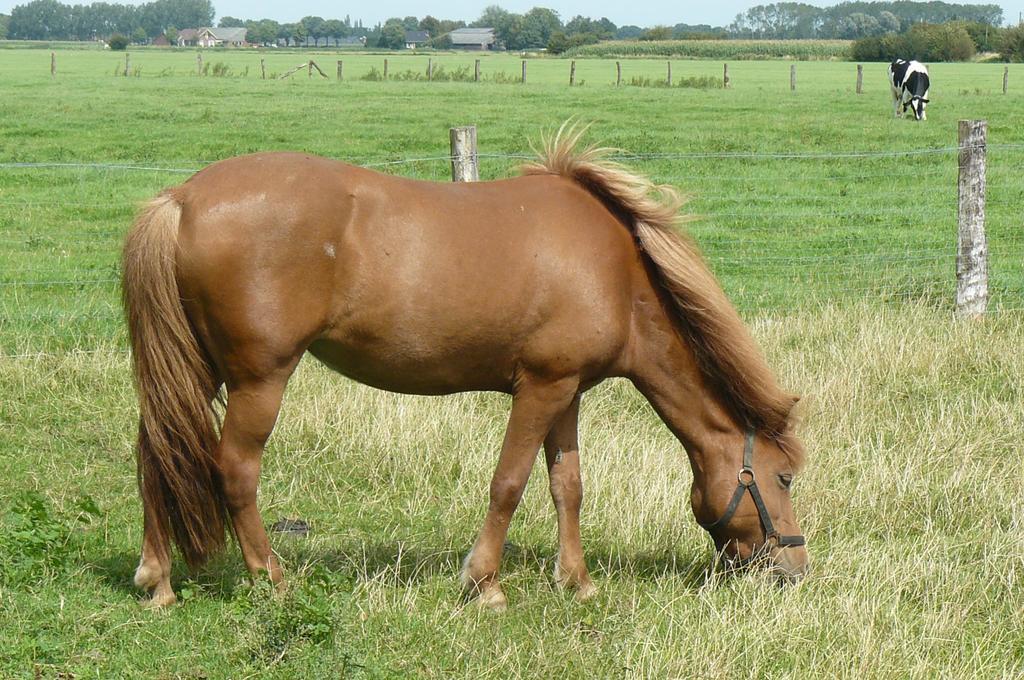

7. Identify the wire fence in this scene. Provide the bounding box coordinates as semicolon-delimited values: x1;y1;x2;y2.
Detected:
3;144;1024;356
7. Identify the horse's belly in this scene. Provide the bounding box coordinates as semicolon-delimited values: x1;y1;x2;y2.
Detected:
306;335;514;395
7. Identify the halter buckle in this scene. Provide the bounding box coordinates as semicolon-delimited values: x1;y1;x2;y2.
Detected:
737;467;755;486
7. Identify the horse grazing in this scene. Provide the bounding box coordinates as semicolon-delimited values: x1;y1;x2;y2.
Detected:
123;126;808;610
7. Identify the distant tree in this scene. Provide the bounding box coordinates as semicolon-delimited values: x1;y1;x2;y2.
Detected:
301;15;325;46
9;0;71;39
615;25;643;39
837;12;880;38
278;22;293;46
547;29;598;53
419;15;440;37
473;5;509;29
956;20;1001;52
165;25;177;43
673;23;728;39
520;7;561;48
290;21;306;46
878;11;900;34
1002;24;1024;61
563;15;615;39
473;5;526;49
132;25;146;42
547;30;569;53
377;19;404;49
218;15;242;27
401;15;418;30
323;18;346;46
0;13;9;40
639;25;673;41
245;18;278;45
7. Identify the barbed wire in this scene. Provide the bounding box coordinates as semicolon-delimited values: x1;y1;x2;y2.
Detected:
2;143;1022;177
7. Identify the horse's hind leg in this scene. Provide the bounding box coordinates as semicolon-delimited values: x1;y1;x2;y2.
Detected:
462;375;579;611
135;510;175;607
217;372;292;585
543;396;596;601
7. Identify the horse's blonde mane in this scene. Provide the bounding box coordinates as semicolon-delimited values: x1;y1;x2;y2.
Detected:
522;124;802;464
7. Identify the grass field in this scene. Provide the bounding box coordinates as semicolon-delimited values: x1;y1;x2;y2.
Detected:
2;48;1023;677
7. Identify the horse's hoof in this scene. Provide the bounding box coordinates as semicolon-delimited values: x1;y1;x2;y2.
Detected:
477;587;508;613
140;589;177;609
575;580;598;602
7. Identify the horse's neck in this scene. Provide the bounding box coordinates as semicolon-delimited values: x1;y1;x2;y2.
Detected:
626;306;741;476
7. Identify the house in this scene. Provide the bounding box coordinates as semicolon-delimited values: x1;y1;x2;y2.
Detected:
450;28;496;50
177;27;248;48
404;30;429;49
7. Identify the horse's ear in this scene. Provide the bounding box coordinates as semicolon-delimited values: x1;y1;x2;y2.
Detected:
786;394;802;418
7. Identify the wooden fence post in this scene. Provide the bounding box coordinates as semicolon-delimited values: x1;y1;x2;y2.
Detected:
383;58;388;80
616;61;621;86
307;60;312;78
1003;66;1008;94
570;60;576;86
790;64;796;91
450;126;479;182
197;52;202;76
124;52;130;77
337;60;343;81
50;52;55;77
474;59;480;82
956;119;988;317
723;62;729;88
856;64;863;94
427;58;433;81
521;60;526;84
260;58;266;79
666;61;672;86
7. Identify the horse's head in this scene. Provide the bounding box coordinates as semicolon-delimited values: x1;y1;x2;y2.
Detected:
692;428;808;582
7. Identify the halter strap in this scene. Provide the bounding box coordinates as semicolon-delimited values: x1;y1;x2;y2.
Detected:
698;428;805;548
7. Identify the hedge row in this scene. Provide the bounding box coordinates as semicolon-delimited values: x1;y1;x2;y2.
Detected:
565;40;853;61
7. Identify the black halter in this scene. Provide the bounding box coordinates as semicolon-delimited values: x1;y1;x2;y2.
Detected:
699;429;805;548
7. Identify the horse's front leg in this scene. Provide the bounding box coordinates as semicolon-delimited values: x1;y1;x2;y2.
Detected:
461;376;579;611
543;396;596;601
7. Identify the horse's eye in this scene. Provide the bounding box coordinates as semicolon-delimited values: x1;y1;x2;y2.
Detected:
778;474;793;490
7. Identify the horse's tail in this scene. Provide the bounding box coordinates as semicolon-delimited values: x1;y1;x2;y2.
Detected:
122;192;227;570
522;123;796;436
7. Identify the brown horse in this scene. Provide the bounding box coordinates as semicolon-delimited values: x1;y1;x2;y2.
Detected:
123;126;807;610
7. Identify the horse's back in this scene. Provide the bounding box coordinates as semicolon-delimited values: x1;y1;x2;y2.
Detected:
172;152;644;393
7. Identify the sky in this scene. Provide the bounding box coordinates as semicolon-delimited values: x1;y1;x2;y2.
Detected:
0;0;1021;28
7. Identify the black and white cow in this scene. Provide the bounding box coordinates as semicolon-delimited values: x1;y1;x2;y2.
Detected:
889;59;930;121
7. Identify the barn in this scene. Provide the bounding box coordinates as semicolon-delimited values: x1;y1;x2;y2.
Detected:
450;28;496;50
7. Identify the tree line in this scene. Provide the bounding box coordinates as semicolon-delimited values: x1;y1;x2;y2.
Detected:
4;0;213;41
729;1;1002;39
0;0;1011;52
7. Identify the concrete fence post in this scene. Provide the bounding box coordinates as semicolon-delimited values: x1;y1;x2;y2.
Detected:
450;126;479;182
956;119;988;317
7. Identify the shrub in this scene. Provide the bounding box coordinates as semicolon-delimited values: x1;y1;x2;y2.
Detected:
548;31;599;54
107;33;128;50
566;39;852;60
955;21;1003;53
851;23;976;62
1001;25;1024;62
904;22;975;62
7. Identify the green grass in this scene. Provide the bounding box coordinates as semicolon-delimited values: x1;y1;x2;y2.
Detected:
2;48;1023;677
